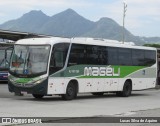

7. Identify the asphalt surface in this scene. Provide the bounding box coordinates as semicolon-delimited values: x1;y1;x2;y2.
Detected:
0;82;160;126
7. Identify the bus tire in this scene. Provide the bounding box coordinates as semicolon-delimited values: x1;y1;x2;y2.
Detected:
62;82;77;100
92;92;104;96
116;81;132;97
32;94;44;99
118;81;132;97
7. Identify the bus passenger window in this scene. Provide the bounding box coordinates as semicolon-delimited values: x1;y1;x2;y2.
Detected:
144;51;156;66
132;49;145;66
118;48;132;66
86;45;107;65
108;47;118;65
68;44;86;66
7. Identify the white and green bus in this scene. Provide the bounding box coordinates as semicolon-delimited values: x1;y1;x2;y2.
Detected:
8;37;157;100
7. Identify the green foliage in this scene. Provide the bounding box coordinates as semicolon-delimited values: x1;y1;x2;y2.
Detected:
143;44;160;48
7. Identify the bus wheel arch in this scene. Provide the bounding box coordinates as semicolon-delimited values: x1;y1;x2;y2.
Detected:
116;79;132;97
62;79;78;100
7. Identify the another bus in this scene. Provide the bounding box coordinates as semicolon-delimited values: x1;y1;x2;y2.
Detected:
8;37;157;100
0;46;13;81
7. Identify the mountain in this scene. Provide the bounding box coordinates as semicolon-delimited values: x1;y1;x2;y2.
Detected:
0;8;158;45
38;9;95;37
82;17;143;43
0;10;50;33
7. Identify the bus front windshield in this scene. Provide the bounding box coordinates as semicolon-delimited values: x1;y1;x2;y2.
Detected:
10;45;50;76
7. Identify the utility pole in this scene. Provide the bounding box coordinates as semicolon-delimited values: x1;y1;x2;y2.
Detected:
122;2;127;44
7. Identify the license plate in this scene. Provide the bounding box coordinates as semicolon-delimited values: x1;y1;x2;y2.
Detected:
21;91;27;95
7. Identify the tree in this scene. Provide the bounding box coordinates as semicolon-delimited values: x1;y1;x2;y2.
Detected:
143;43;160;48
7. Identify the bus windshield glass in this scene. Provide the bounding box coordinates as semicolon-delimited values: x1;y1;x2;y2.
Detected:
10;45;50;76
0;48;12;69
0;50;5;68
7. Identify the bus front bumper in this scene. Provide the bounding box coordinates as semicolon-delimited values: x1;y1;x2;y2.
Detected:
8;79;48;95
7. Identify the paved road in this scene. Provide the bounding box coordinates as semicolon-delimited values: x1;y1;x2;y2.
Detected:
0;82;160;125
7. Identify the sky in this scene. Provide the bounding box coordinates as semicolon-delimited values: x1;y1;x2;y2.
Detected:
0;0;159;37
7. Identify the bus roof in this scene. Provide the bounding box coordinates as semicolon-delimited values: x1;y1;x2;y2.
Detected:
15;37;156;51
15;37;70;45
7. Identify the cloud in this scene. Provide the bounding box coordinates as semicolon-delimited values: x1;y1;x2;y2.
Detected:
126;0;160;36
0;0;93;10
0;0;95;18
97;0;160;36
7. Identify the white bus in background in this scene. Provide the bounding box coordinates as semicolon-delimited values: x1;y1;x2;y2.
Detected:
8;37;157;100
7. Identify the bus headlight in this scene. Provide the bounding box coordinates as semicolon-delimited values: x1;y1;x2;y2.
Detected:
8;76;15;83
34;77;47;84
9;78;14;83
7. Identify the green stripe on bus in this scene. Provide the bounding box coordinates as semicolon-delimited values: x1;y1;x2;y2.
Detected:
50;65;147;78
78;66;146;78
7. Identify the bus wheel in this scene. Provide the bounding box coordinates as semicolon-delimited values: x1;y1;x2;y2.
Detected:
62;82;77;100
92;92;104;96
117;81;132;97
32;94;44;99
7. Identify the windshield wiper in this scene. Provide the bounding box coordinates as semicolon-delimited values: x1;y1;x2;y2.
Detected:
23;49;30;74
